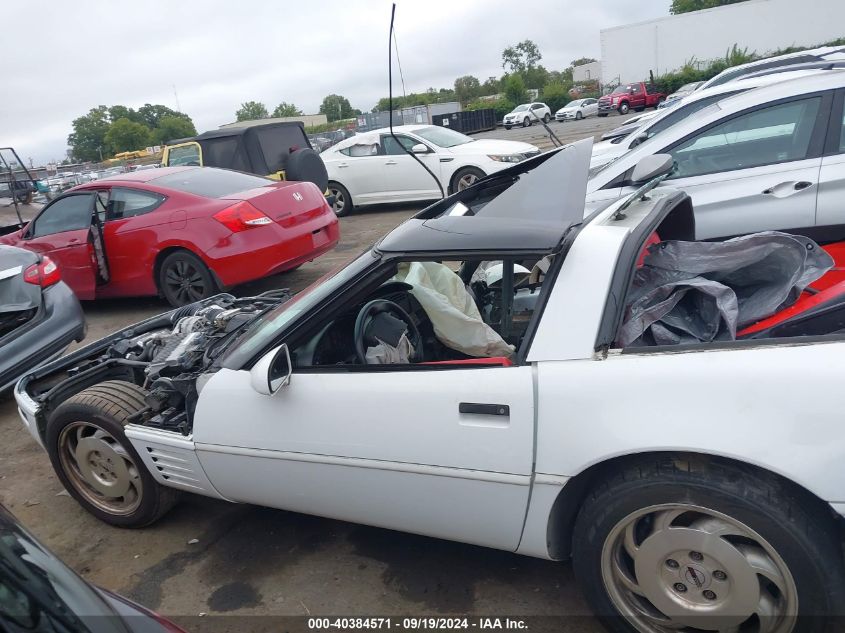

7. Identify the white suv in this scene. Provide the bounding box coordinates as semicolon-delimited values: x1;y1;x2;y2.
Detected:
503;102;550;129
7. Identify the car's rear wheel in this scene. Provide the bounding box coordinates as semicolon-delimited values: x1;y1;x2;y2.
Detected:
451;167;485;194
158;250;218;307
572;455;845;633
46;381;180;528
543;113;551;123
328;181;353;217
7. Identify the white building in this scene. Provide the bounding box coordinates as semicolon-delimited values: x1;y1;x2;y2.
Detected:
600;0;845;85
572;61;601;83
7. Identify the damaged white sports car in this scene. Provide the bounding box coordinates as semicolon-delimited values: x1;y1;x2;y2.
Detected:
16;140;845;632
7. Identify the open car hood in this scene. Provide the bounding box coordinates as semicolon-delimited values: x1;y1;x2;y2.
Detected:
378;138;593;255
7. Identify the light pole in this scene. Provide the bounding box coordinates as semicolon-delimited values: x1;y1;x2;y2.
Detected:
97;146;103;162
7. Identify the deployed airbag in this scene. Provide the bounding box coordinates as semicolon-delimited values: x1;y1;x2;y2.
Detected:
394;262;514;358
619;231;833;346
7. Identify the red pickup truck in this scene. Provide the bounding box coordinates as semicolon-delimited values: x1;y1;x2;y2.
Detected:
598;82;666;116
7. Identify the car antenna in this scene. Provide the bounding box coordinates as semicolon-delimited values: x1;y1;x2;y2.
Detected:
388;3;444;199
528;106;563;148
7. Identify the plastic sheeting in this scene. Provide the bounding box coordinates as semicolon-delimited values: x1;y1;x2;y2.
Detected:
619;231;833;347
394;262;514;358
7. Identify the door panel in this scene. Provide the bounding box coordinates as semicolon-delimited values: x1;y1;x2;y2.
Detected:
812;153;845;227
193;365;535;550
379;135;442;201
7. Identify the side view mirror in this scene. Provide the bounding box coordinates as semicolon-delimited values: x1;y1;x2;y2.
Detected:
250;343;292;396
631;154;674;183
411;143;428;154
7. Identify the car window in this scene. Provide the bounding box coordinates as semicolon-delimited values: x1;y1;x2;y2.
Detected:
531;104;543;110
836;106;845;153
413;127;473;148
30;193;94;237
151;168;272;198
108;187;166;219
644;90;745;140
668;97;822;179
167;143;200;166
632;85;642;94
381;135;417;155
340;143;380;157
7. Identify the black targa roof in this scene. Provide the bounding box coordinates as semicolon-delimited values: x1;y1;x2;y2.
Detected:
377;138;592;255
174;122;312;175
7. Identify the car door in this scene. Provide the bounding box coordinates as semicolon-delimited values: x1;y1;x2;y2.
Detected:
193;363;534;550
816;89;845;227
20;192;101;299
330;141;385;203
616;94;829;239
378;134;442;202
584;99;598;117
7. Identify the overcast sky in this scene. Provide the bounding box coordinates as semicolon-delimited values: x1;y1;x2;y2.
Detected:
2;0;669;165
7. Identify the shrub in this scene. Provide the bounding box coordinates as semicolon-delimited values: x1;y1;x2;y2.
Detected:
541;82;573;113
467;97;515;121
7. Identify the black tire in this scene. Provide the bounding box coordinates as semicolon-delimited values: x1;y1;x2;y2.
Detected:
328;181;353;217
46;381;180;528
543;113;551;123
523;117;531;127
158;250;218;307
504;125;512;130
286;147;329;193
572;455;845;633
450;167;486;194
618;102;630;115
575;111;583;120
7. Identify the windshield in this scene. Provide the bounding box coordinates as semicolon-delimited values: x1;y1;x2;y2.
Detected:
413;127;474;148
513;104;529;112
676;83;699;92
224;251;379;367
564;100;583;108
610;86;631;95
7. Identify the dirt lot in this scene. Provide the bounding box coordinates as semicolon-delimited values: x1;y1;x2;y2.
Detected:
0;114;627;630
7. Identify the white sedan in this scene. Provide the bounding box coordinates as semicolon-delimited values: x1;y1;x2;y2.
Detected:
554;98;598;121
322;125;540;216
503;102;551;129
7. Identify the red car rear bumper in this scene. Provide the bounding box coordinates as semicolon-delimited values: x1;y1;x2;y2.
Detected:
204;210;339;288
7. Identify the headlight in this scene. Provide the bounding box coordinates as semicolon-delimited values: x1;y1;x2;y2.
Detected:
488;154;525;163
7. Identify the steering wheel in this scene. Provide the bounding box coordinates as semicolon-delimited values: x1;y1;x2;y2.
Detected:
354;299;424;365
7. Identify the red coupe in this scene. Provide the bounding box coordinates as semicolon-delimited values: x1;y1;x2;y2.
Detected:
0;167;339;306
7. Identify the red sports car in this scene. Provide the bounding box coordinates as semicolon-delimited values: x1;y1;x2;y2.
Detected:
0;167;339;306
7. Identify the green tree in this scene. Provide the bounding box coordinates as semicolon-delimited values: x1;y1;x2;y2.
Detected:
453;75;481;105
272;102;303;117
502;40;542;74
480;76;500;95
107;105;145;125
236;101;269;121
104;117;152;153
320;94;355;122
670;0;747;13
154;115;197;144
502;74;528;106
541;82;572;113
138;104;193;129
571;57;597;67
67;106;111;162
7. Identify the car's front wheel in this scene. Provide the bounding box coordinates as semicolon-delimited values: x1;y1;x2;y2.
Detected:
451;167;486;194
523;116;531;127
618;102;630;115
328;181;353;217
158;250;218;307
573;455;845;633
576;111;583;120
46;381;180;528
504;125;512;130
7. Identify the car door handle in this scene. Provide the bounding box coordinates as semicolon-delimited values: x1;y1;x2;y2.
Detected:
762;181;814;196
337;163;348;168
68;237;80;244
459;402;510;416
385;160;397;165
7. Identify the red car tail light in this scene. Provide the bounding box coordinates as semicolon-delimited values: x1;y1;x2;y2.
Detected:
212;201;273;232
23;256;61;288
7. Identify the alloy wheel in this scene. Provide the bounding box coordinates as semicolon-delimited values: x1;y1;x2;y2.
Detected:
329;187;345;215
601;503;797;633
58;421;143;515
164;258;206;304
457;173;479;190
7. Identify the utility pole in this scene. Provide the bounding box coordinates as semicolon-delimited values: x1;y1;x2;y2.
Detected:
97;146;103;162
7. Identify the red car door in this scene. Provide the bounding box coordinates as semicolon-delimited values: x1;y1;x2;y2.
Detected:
18;192;100;299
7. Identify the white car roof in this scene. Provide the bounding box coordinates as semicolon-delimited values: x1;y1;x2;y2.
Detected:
701;46;845;88
589;69;845;189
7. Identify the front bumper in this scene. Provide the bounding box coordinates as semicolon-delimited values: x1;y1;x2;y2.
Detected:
598;103;616;113
555;112;577;120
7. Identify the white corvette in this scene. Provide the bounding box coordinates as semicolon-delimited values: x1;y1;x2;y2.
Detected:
321;125;539;216
16;140;845;632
